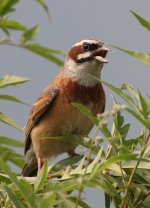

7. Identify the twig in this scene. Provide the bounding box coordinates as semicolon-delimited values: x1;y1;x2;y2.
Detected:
120;131;150;208
135;189;150;208
75;127;100;208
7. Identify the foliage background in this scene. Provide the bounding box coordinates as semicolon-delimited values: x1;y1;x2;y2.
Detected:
0;0;150;208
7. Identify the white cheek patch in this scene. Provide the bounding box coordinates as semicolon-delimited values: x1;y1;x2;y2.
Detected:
77;51;91;60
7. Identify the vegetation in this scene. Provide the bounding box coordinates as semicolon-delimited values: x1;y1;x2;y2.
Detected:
0;1;150;207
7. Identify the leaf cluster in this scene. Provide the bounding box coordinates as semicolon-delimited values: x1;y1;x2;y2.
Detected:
0;0;65;66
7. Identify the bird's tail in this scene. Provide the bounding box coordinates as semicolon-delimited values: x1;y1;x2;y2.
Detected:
21;148;38;177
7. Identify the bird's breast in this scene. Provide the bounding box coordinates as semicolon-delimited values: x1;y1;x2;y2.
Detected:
31;78;105;159
59;78;105;115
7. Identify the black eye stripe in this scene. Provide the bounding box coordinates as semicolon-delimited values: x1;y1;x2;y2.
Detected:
89;44;99;50
83;43;101;51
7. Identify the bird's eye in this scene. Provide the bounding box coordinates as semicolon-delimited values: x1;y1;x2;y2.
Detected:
83;42;90;51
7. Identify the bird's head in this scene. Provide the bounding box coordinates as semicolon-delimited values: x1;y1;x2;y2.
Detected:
64;38;109;86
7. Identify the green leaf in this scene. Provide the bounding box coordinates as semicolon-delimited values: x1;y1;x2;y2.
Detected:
126;108;150;129
143;194;150;208
58;192;80;208
105;193;111;208
121;123;130;137
0;74;30;88
131;10;150;32
91;153;136;178
122;160;150;170
10;155;24;168
0;173;11;184
0;0;19;16
22;43;65;66
137;91;149;117
45;178;79;192
72;103;99;125
0;19;27;31
113;195;122;208
39;192;57;208
0;94;27;105
87;178;118;197
34;160;48;192
70;197;91;208
0;158;34;208
1;26;10;36
0;136;24;147
3;184;25;208
0;111;22;131
20;25;40;45
0;146;24;167
51;155;83;172
112;45;150;65
35;0;51;21
42;134;86;148
102;81;150;129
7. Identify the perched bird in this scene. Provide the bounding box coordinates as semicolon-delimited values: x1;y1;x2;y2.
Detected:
21;38;109;176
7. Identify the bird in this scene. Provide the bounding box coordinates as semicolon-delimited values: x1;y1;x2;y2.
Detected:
21;38;109;177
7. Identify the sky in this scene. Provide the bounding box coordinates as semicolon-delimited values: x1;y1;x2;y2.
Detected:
0;0;150;207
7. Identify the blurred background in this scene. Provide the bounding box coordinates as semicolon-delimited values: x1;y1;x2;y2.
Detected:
0;0;149;207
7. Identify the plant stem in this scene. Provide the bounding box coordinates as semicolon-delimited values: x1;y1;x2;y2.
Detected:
120;131;150;208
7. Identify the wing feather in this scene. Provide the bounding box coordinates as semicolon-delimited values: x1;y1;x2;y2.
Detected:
24;83;59;154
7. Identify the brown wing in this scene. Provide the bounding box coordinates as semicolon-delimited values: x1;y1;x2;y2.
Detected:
24;83;59;154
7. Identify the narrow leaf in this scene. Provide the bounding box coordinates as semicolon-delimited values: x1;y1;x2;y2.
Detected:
20;25;40;45
105;193;111;208
72;103;98;125
34;160;48;192
91;153;136;178
1;26;10;36
0;146;24;167
22;43;65;66
3;184;25;208
35;0;51;21
0;173;11;184
0;94;27;105
102;81;150;129
138;91;149;116
0;74;30;88
51;155;83;172
0;19;27;31
122;160;150;169
45;179;79;192
0;136;24;147
126;108;150;129
39;192;57;208
112;45;150;65
0;111;22;131
102;81;135;107
131;10;150;32
42;134;86;148
0;158;34;208
0;0;19;16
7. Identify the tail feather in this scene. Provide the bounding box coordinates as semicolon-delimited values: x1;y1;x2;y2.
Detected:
21;163;38;177
21;147;38;177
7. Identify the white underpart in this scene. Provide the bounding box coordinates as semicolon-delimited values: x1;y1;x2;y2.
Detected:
63;58;103;87
74;39;100;47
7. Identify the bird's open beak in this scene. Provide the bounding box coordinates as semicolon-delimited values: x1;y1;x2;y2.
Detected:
94;46;109;63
